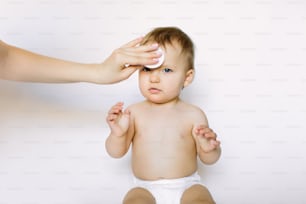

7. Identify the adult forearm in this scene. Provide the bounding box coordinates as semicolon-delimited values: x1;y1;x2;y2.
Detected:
0;41;98;83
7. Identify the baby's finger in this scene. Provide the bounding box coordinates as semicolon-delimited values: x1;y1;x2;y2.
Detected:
202;127;213;134
108;102;123;113
193;127;204;136
204;131;217;139
106;115;116;123
123;109;131;116
211;139;221;147
108;107;121;115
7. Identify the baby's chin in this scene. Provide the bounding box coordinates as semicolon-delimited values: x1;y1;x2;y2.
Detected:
145;97;179;105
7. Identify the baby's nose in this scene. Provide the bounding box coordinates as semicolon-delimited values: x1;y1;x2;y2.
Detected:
149;71;160;83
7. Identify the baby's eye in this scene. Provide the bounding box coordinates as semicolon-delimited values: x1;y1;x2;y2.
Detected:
142;67;152;72
162;68;173;73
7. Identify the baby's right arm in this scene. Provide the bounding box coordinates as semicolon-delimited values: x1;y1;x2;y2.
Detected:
105;102;134;158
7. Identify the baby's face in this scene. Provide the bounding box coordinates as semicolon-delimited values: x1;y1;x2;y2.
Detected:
138;41;192;104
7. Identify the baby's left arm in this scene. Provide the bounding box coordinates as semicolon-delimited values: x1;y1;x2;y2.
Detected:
191;108;221;164
193;125;221;165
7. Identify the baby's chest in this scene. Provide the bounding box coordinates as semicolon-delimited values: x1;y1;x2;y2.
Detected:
139;111;189;125
136;115;193;138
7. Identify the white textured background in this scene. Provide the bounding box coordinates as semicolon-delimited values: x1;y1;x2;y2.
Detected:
1;1;306;203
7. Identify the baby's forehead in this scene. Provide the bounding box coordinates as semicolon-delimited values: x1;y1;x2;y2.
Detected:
159;42;184;56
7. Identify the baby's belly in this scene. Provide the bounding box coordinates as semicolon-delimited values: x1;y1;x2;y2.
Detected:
131;143;198;180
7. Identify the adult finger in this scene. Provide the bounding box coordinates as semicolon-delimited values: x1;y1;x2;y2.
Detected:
121;37;144;48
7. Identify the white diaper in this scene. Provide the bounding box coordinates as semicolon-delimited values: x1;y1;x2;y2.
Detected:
133;172;201;204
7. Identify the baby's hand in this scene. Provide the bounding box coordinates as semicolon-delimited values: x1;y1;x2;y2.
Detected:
193;125;220;153
106;102;130;137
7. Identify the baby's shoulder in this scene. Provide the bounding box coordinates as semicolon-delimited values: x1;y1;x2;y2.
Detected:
179;101;208;120
180;101;205;113
126;101;146;112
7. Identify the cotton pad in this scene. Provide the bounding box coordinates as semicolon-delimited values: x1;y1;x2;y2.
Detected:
144;48;165;69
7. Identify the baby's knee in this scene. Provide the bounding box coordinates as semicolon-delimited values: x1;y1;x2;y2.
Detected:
181;184;215;204
123;187;155;204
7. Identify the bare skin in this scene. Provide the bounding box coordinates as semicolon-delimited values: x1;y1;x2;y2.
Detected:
106;41;221;203
127;100;208;180
0;38;160;84
123;187;156;204
181;184;216;204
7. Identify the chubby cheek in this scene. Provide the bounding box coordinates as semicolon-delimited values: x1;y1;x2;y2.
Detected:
138;74;147;84
167;85;183;97
167;76;185;90
138;77;149;93
138;72;149;82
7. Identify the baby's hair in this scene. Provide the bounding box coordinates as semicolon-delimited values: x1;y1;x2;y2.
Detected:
141;27;195;70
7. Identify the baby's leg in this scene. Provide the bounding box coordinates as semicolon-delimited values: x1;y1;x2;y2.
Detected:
180;184;215;204
123;187;156;204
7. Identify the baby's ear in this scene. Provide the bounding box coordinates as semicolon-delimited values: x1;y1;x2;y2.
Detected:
183;69;194;88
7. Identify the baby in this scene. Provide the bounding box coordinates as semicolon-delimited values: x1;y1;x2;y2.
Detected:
105;27;221;204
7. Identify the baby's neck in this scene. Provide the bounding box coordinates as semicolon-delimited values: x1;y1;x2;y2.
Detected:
145;98;182;109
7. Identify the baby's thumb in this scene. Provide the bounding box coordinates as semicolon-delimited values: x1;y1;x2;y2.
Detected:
123;109;130;115
122;109;131;120
119;109;130;128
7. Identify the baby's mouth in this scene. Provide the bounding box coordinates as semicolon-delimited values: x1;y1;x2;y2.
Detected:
149;88;161;94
